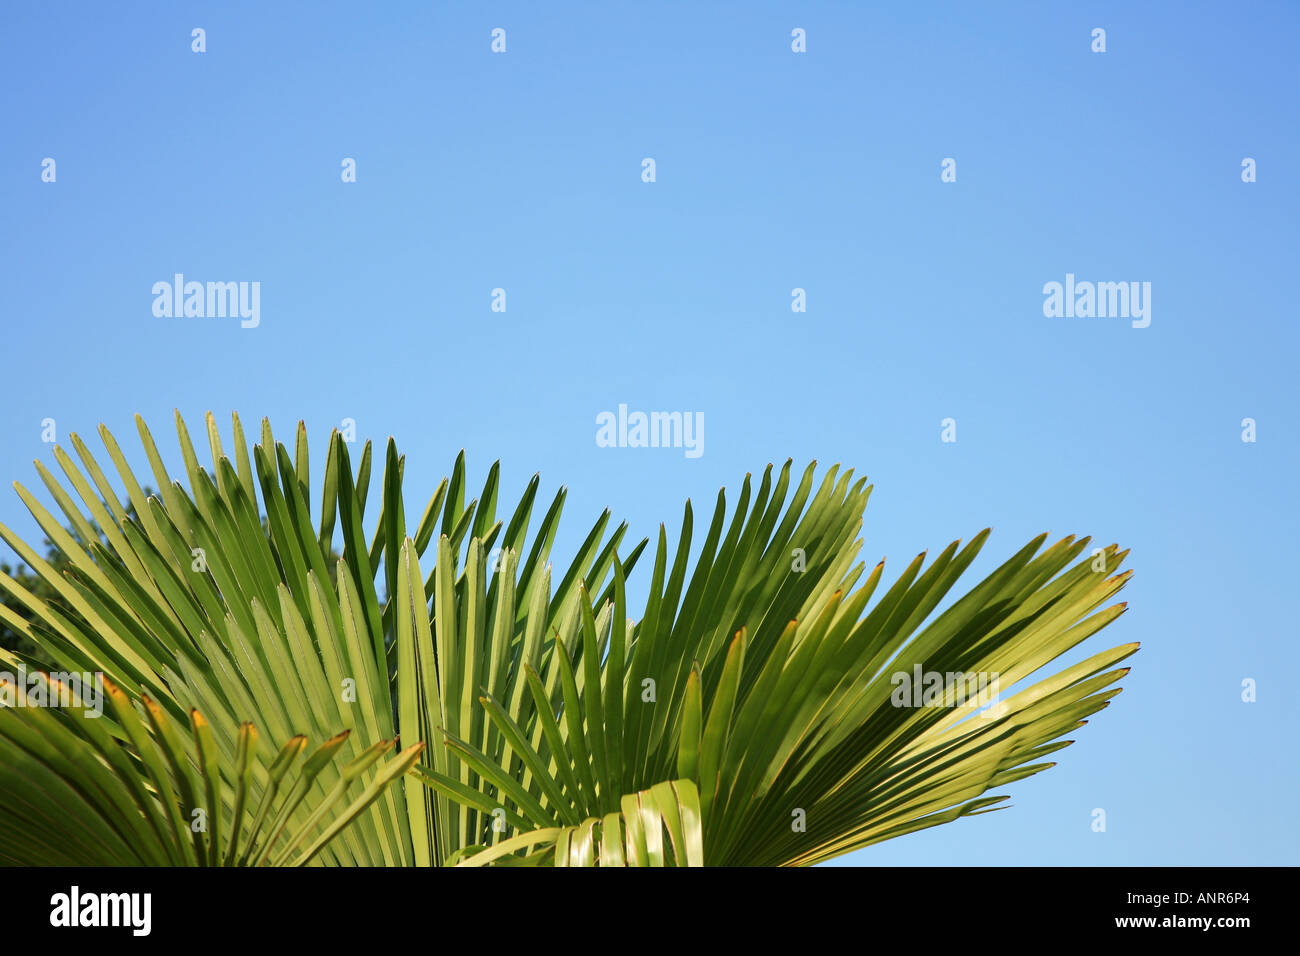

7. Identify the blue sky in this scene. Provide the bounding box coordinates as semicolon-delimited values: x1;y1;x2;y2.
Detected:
2;1;1297;865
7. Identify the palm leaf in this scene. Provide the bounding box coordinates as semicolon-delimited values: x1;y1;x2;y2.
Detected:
0;672;421;866
0;414;1136;866
445;779;704;867
412;462;1137;866
0;411;641;865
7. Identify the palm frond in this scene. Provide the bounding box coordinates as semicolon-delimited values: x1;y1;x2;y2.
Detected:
0;411;640;865
0;672;421;866
0;414;1136;866
444;779;703;867
414;464;1136;866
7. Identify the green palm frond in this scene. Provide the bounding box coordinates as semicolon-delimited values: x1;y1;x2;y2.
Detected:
0;411;639;865
444;779;704;867
0;671;422;866
412;461;1136;866
0;413;1136;866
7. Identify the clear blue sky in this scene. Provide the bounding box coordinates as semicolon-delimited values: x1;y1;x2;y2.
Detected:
2;2;1296;865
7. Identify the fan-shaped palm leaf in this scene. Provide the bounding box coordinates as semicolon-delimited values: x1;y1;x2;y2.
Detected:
0;413;1136;866
414;462;1136;866
0;411;640;865
0;671;421;866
